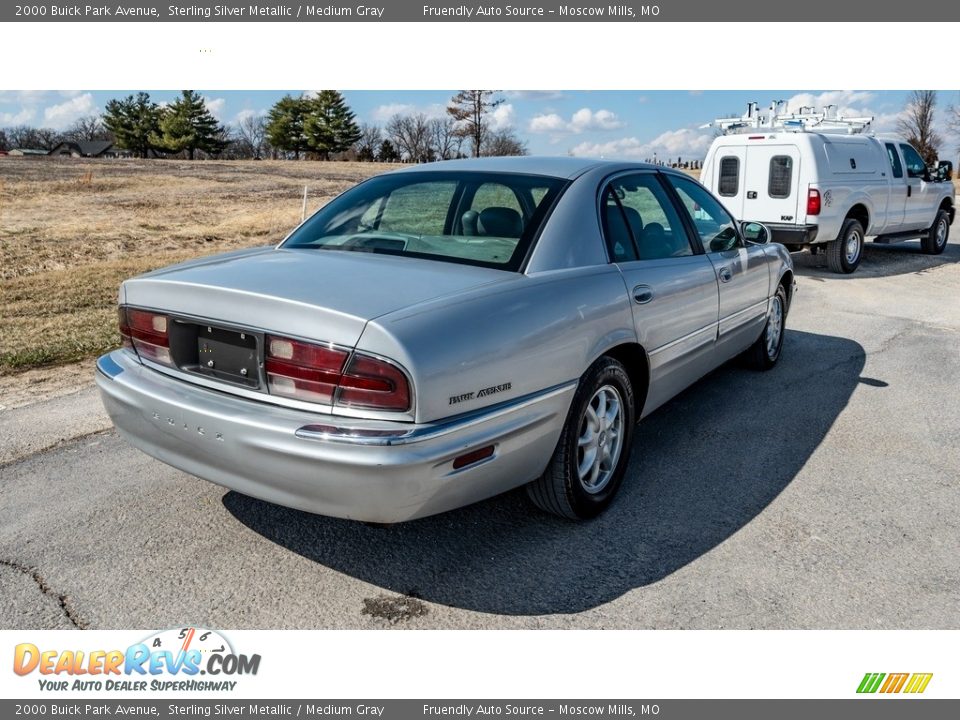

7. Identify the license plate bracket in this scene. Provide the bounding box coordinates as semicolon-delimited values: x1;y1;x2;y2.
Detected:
182;324;260;388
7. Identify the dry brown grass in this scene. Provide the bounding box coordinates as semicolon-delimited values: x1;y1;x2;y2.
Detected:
0;157;390;374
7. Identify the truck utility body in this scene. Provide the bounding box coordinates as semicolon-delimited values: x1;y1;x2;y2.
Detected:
701;105;955;273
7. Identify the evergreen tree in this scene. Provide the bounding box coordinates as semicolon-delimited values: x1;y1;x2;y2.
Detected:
153;90;228;160
303;90;362;160
102;92;162;158
265;94;310;159
377;139;400;162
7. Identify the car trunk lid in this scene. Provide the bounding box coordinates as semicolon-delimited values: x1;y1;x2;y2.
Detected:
122;247;511;347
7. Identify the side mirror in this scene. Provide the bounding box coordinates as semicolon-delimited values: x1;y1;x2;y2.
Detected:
741;221;770;244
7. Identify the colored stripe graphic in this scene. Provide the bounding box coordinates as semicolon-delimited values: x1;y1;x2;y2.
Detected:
857;673;885;693
857;672;932;694
903;673;933;694
880;673;909;693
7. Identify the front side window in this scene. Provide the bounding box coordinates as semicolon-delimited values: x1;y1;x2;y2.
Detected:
885;143;904;178
602;174;693;261
768;156;793;198
667;175;740;253
900;144;926;179
718;156;739;197
283;171;566;270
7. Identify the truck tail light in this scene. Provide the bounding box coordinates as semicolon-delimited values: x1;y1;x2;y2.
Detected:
120;306;172;366
807;188;821;216
265;335;412;412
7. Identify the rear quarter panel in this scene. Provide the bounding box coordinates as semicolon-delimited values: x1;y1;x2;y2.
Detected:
357;266;637;423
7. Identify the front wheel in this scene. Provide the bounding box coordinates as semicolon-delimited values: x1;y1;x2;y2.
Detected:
921;209;950;255
743;284;788;371
827;218;864;274
526;356;635;520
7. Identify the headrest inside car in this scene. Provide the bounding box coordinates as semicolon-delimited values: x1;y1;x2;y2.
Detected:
478;207;523;238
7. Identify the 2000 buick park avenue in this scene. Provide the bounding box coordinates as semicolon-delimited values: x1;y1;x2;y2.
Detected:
96;157;794;522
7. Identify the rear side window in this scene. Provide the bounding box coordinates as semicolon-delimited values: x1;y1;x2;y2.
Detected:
718;156;739;197
768;156;793;198
885;143;904;178
602;174;693;262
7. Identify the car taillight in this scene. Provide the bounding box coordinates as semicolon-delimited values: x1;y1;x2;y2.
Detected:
807;188;821;216
265;335;348;405
338;353;411;412
119;306;172;366
265;335;411;412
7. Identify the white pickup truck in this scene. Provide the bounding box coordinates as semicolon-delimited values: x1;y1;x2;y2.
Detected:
701;131;956;273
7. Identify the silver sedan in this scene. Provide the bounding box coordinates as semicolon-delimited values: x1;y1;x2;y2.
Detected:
96;157;794;522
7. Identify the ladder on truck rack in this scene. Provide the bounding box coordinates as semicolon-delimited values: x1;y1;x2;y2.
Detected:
702;101;874;135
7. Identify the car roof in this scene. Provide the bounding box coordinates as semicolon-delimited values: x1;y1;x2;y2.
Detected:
389;155;661;180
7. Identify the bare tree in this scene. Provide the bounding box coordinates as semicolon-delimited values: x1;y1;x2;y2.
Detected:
65;115;111;142
355;123;382;161
385;113;433;162
447;90;503;157
4;125;63;150
897;90;943;164
480;127;528;157
429;117;463;160
236;113;268;158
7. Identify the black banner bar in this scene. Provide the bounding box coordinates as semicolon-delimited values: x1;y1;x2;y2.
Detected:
3;1;958;23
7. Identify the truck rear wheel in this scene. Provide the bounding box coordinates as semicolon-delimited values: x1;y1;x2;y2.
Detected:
921;209;950;255
827;218;864;274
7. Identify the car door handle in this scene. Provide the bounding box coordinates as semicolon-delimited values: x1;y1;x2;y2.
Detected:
632;285;654;304
718;267;733;283
907;186;912;197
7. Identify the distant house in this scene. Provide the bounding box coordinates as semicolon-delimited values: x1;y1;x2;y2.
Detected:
47;140;129;158
8;148;49;156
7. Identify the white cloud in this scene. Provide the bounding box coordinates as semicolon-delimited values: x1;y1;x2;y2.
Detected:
42;93;97;129
529;107;625;136
202;96;226;120
488;103;516;131
370;102;449;123
234;108;266;124
0;107;35;125
504;90;565;101
570;127;714;161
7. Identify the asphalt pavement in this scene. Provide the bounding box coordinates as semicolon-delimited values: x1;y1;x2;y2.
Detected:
2;227;959;630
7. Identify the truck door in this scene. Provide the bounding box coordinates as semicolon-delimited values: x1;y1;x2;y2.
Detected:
900;143;935;231
711;147;746;219
742;144;801;226
883;142;906;231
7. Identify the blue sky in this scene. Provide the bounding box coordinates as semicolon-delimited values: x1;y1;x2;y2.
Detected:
3;90;959;160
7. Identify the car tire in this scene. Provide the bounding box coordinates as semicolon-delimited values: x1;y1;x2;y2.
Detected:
526;356;635;520
743;283;788;371
827;218;864;274
921;209;950;255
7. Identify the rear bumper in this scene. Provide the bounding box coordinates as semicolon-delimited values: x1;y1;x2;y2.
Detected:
768;223;819;246
96;350;574;523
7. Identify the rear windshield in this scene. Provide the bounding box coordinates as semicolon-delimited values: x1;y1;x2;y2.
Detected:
282;171;566;270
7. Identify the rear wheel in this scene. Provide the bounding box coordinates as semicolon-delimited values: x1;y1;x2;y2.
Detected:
827;218;864;274
527;356;635;520
921;209;950;255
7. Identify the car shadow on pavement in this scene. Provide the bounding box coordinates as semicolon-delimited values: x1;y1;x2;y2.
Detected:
224;329;866;616
791;236;959;280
